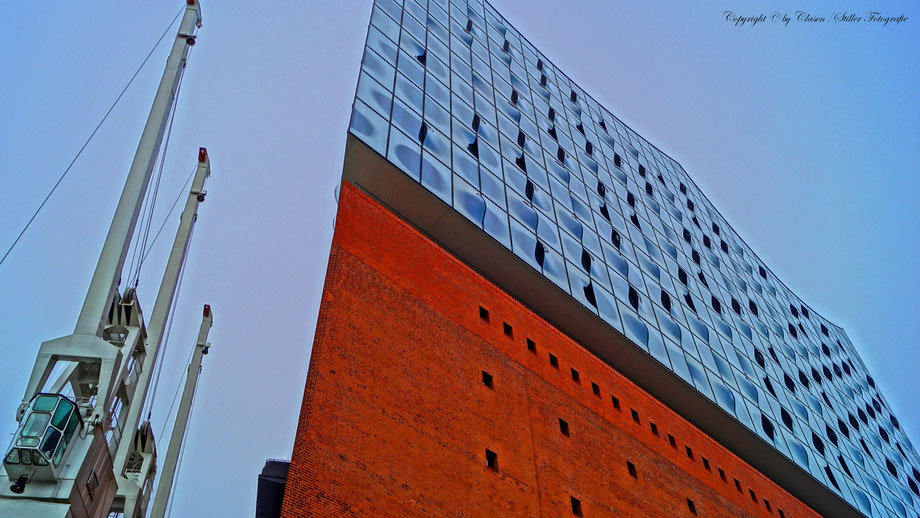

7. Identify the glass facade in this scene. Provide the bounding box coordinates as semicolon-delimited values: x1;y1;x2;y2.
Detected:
347;0;920;515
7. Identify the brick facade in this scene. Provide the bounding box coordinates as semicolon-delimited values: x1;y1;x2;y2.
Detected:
281;182;820;517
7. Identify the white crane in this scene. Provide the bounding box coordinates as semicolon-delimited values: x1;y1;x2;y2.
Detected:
0;2;213;516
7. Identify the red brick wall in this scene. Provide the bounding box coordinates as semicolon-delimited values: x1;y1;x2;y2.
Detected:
281;182;820;518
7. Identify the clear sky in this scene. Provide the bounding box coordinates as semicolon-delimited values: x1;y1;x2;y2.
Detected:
0;1;917;516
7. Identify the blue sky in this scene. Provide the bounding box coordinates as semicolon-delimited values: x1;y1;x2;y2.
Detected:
0;1;917;515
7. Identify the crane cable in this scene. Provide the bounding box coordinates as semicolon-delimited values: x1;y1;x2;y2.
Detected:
0;7;185;269
145;223;195;422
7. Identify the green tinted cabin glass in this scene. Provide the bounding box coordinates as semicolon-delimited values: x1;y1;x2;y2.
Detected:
33;395;57;412
19;449;32;465
23;412;50;437
4;449;20;464
64;413;80;443
53;440;66;466
33;450;49;466
51;400;73;429
16;437;40;447
40;428;61;459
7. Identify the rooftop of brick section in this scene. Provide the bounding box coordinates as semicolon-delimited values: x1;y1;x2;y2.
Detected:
340;136;867;517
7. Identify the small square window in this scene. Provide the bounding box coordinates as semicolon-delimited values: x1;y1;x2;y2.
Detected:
570;496;582;516
778;509;785;518
559;418;570;436
486;449;498;470
611;396;621;410
734;479;742;492
591;382;600;396
686;498;697;515
479;306;490;321
668;434;677;448
649;422;659;436
570;368;580;383
685;446;694;460
627;461;637;478
702;457;710;471
630;409;640;423
764;499;772;512
549;353;559;368
527;338;536;352
482;371;494;389
718;468;727;482
749;489;757;503
503;322;513;337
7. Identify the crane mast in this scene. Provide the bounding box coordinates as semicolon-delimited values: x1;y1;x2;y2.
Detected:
0;2;212;517
148;307;213;518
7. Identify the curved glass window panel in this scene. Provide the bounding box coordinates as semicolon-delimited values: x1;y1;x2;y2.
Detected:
665;341;693;385
452;139;479;186
861;473;881;500
556;206;582;240
356;72;393;120
426;74;450;111
655;308;681;343
392;96;423;138
453;174;486;226
425;95;450;135
688;317;709;342
351;101;389;157
426;51;450;86
395;73;423;114
535;214;560;251
620;306;649;348
541;245;569;291
713;353;733;379
850;486;872;515
509;218;540;271
363;47;396;88
606;249;629;279
367;25;398;65
760;414;776;442
388;126;421;181
530;182;554;216
594;284;621;331
789;438;810;468
371;5;401;42
638;254;660;280
648;332;670;367
420;152;451;203
740;377;759;403
480;168;505;206
714;318;732;340
685;355;714;398
736;351;756;377
713;381;736;414
482;200;510;247
792;400;809;421
507;191;538;232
